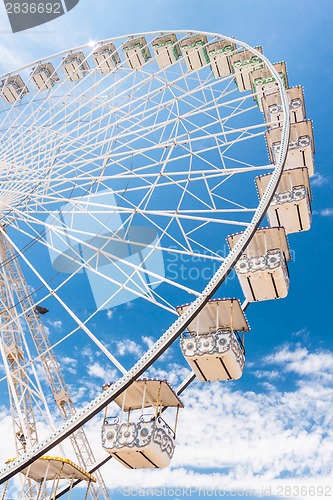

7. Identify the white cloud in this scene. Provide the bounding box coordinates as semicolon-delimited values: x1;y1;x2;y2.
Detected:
106;309;113;320
43;325;51;336
87;362;117;383
141;335;175;362
146;363;191;387
116;339;143;357
319;208;333;217
142;335;154;349
61;357;77;366
253;369;280;380
259;381;276;391
0;409;17;463
292;327;310;341
311;173;328;187
265;345;333;380
61;356;77;375
28;284;36;295
81;346;93;358
47;319;62;329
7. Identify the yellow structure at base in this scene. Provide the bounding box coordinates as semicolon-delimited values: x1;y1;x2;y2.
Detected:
6;456;96;483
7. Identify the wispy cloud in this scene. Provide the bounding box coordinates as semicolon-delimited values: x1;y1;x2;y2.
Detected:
142;335;154;349
116;339;143;357
265;345;333;380
291;327;310;342
318;208;333;217
61;356;77;375
146;363;191;387
253;369;280;380
47;319;62;329
311;173;328;187
87;362;117;382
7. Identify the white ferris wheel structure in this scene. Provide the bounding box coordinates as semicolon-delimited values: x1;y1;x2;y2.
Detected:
0;30;314;498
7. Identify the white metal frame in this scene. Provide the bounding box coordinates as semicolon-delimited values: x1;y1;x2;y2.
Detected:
0;30;290;489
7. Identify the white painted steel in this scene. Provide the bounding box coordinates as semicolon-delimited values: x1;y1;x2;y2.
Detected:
0;30;290;484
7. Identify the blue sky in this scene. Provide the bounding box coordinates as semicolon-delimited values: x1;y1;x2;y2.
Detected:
0;1;332;500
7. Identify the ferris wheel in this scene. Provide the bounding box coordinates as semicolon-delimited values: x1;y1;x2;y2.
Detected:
0;30;314;498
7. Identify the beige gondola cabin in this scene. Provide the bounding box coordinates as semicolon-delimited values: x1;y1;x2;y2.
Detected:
249;61;288;111
1;75;28;103
179;35;210;71
256;167;312;233
102;379;183;469
262;86;306;129
31;63;60;91
122;37;151;70
62;52;90;81
265;120;315;176
227;227;291;302
207;39;236;78
92;43;121;74
177;298;249;382
229;46;263;92
152;34;181;69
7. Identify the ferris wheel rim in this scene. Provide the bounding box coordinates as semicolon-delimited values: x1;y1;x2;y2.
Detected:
0;30;270;79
